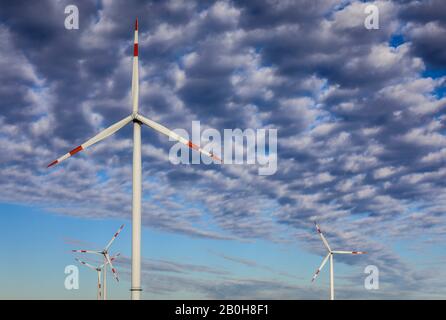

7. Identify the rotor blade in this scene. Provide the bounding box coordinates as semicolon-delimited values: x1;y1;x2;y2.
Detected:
75;258;97;270
99;252;120;269
132;18;139;113
105;224;124;251
135;114;222;162
47;115;133;167
311;253;330;282
315;222;331;252
332;250;367;255
105;254;119;282
72;250;102;255
111;252;121;261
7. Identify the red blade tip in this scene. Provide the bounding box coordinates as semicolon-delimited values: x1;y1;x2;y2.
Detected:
135;18;138;31
47;160;58;168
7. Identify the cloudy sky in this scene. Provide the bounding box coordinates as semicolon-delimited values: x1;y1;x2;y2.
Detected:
0;0;446;299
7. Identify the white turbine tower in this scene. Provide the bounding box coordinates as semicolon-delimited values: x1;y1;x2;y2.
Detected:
48;19;221;300
311;222;366;300
75;253;120;300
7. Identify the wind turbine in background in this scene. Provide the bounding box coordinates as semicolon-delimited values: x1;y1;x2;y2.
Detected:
75;253;120;300
72;224;124;300
311;222;366;300
48;19;221;300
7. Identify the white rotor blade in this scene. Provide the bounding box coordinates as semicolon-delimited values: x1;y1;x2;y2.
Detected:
132;18;139;113
311;253;330;282
75;258;97;271
105;224;124;251
99;252;121;269
47;115;133;167
111;252;121;260
110;252;121;263
135;114;222;162
105;253;119;282
332;250;367;255
315;222;331;252
72;249;102;255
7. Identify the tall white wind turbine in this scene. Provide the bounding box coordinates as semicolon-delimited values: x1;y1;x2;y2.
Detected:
311;222;366;300
75;253;120;300
48;19;221;300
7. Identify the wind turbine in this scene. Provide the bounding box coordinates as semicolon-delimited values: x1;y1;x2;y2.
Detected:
311;222;366;300
72;224;124;299
75;253;120;300
48;19;221;300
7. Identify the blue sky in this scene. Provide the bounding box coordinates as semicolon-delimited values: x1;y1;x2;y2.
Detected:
2;202;443;299
0;203;340;299
1;0;446;299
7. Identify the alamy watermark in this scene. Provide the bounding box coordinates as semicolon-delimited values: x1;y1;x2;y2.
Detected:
64;265;79;290
64;5;79;30
168;121;278;176
364;4;379;30
364;265;379;290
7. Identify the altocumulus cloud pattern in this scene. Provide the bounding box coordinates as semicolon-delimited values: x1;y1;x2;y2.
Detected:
0;0;446;299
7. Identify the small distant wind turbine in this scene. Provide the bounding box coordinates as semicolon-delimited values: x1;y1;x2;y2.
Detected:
73;224;124;299
48;19;220;300
311;222;366;300
75;253;120;300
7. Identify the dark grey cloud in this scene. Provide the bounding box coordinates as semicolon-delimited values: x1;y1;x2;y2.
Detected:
399;0;446;68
